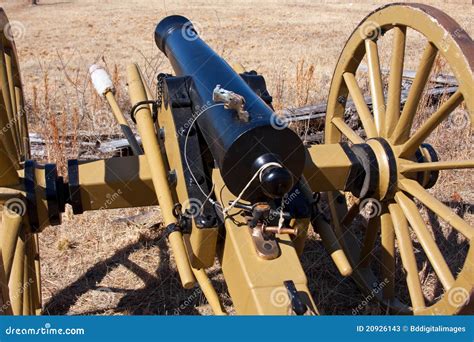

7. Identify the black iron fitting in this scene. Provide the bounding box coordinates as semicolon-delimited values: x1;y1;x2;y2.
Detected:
283;280;308;316
45;164;62;226
229;201;292;228
239;71;273;106
130;100;158;123
67;159;83;214
164;223;181;237
346;143;379;199
25;160;83;229
24;160;40;232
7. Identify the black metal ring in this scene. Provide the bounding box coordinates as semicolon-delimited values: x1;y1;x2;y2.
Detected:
172;203;182;219
349;143;379;199
423;143;439;189
130;100;158;123
340;142;366;195
67;159;83;215
312;192;320;204
372;138;397;199
24;160;40;232
164;223;181;238
45;163;62;226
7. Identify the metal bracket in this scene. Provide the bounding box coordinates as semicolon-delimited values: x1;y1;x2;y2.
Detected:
67;159;83;214
250;225;280;260
45;164;63;225
163;76;218;230
239;71;273;106
24;160;40;232
284;280;308;315
212;85;249;122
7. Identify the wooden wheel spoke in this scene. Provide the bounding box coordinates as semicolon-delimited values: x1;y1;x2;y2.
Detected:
391;42;438;144
4;49;22;156
0;48;17;143
25;237;35;313
0;205;41;315
0;40;20;164
400;159;474;173
343;72;378;138
395;191;455;290
15;86;29;158
399;178;473;240
365;39;386;135
400;90;464;157
24;230;40;315
388;202;425;311
9;227;25;315
33;234;42;313
386;26;406;135
331;117;364;144
0;256;12;314
358;214;380;267
22;252;31;314
4;50;17;119
341;200;362;227
380;207;395;299
0;41;14;120
0;206;22;279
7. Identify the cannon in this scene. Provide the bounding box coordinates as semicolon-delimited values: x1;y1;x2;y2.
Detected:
154;15;306;201
0;3;472;315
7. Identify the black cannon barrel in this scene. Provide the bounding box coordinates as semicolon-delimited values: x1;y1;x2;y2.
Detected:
155;15;305;201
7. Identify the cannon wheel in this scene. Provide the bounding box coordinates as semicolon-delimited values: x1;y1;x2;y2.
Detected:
325;3;473;314
0;8;41;315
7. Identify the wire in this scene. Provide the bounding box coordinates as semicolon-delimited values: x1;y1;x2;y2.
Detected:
130;100;158;123
223;162;282;215
278;193;288;231
184;103;287;221
183;103;225;206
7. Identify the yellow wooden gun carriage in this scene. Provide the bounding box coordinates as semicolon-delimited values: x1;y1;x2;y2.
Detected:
0;3;472;315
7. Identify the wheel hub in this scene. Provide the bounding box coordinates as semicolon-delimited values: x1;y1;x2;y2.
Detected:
415;143;439;189
347;140;441;201
365;138;398;200
348;138;397;201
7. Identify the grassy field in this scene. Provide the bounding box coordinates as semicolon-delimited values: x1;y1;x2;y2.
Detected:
1;0;472;315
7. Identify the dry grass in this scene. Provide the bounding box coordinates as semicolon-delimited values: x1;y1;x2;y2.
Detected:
1;0;472;315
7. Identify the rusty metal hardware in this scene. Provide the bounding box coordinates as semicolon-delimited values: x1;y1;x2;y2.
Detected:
212;85;249;122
